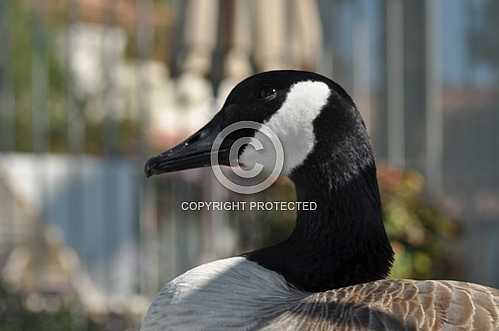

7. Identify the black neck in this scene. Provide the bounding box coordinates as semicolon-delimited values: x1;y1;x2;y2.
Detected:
245;162;394;292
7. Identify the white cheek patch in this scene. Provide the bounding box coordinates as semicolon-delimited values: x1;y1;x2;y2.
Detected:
240;81;331;175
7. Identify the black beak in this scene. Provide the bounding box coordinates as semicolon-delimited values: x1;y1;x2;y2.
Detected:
145;114;232;177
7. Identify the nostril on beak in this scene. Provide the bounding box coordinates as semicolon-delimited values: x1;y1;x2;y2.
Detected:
186;131;202;145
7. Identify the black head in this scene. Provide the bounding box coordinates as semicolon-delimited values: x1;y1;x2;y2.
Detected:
144;70;369;184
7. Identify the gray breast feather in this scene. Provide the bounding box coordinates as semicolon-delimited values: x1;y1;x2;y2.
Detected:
141;257;499;331
141;257;306;331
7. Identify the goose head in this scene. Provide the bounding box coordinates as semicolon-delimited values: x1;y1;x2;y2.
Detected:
145;70;370;187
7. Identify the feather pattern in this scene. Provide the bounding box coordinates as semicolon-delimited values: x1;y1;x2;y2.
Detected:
141;258;499;331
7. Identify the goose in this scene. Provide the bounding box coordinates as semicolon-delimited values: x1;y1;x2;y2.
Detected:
142;70;499;330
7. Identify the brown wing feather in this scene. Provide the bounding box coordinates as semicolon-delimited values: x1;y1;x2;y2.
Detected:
262;280;499;331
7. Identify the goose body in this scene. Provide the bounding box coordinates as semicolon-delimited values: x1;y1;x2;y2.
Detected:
143;71;499;330
142;257;499;331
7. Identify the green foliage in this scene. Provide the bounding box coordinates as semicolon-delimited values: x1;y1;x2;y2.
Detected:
0;281;137;331
378;166;461;279
0;282;95;331
1;1;143;155
1;2;64;152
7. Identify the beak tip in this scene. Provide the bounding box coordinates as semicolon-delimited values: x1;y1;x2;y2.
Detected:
144;158;156;178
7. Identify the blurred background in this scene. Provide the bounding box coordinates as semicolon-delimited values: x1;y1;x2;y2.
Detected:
1;0;498;330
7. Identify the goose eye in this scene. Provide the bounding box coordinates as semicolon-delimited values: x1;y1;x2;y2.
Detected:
258;87;277;100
